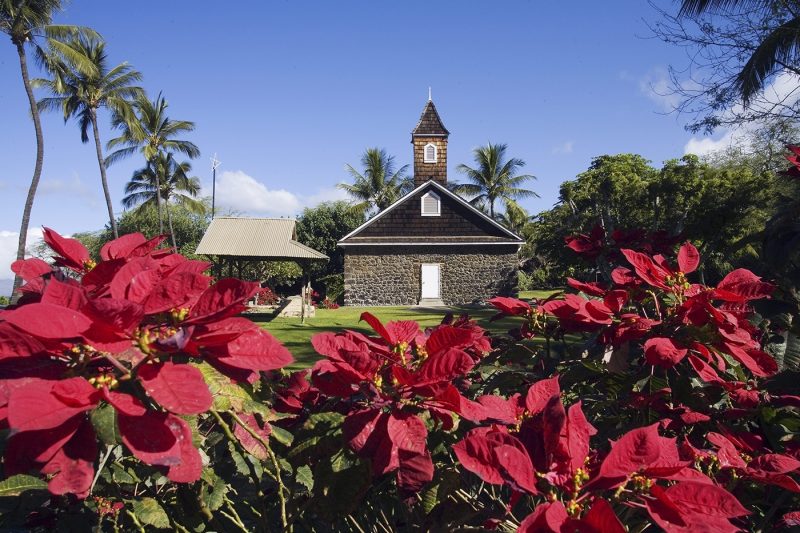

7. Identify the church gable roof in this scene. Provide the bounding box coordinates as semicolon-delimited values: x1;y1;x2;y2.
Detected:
338;180;522;245
412;100;450;136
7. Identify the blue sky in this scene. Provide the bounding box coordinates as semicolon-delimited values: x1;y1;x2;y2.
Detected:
0;0;736;279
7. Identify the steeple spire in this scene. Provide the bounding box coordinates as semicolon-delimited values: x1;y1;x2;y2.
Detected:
411;98;449;186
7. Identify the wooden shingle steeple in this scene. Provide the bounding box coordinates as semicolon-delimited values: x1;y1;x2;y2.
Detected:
412;99;449;186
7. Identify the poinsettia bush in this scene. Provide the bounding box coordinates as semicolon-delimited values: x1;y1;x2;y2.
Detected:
2;226;800;531
0;229;297;530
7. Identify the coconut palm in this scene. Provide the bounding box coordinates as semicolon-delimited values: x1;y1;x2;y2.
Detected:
122;152;204;249
36;35;143;238
496;199;530;235
453;143;538;218
1;0;96;294
679;0;800;106
338;147;412;214
106;92;199;233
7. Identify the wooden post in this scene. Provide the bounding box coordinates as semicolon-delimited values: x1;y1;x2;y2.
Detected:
300;274;306;324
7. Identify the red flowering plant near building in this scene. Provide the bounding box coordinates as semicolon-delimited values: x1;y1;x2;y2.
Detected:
302;312;498;493
0;229;293;520
472;237;800;530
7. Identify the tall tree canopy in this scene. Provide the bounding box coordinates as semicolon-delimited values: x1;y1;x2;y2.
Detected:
338;147;412;215
295;200;365;276
528;153;776;283
123;152;204;249
453;142;537;219
36;35;143;238
106;92;200;233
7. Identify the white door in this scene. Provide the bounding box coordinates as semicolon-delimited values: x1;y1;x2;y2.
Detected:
421;264;440;298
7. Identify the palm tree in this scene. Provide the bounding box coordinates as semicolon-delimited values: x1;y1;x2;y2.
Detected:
337;147;412;214
36;35;143;238
122;152;204;249
453;142;538;218
496;199;530;235
679;0;800;106
1;0;96;294
106;92;199;233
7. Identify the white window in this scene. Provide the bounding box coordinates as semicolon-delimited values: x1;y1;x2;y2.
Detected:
423;143;437;163
421;191;441;216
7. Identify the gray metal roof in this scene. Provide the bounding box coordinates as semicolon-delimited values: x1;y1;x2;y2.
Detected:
195;217;328;260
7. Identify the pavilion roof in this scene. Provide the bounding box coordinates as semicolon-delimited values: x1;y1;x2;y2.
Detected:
195;217;328;260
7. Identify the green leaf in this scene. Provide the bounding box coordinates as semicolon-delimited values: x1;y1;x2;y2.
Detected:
110;463;138;484
303;411;345;431
202;472;228;512
420;482;439;515
131;497;170;529
227;442;251;476
295;465;313;491
192;361;249;412
0;475;47;496
91;403;120;445
270;425;294;447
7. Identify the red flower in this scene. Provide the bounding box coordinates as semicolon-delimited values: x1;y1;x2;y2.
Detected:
309;313;494;492
0;229;293;497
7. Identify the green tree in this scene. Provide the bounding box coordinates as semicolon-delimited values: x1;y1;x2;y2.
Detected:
1;0;95;294
296;200;365;274
106;92;200;233
495;199;530;236
122;152;204;249
36;35;143;238
338;147;412;215
79;200;210;260
527;153;776;284
453;143;538;218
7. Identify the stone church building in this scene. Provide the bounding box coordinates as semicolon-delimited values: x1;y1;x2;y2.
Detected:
338;99;522;306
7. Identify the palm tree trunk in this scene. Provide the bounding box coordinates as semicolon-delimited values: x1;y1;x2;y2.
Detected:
90;109;118;239
12;42;45;301
152;162;164;234
166;202;177;249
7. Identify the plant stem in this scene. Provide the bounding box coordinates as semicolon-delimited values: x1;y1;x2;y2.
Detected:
228;411;289;531
125;510;146;533
90;444;114;495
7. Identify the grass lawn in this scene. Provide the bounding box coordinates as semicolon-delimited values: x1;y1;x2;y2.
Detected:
254;288;562;369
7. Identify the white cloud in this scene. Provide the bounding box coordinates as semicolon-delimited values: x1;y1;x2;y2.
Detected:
620;67;703;113
303;186;350;206
552;141;574;155
213;171;351;217
0;227;45;280
215;170;302;217
683;71;800;156
684;128;741;156
38;173;98;206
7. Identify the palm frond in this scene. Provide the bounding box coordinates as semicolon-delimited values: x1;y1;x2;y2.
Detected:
735;15;800;105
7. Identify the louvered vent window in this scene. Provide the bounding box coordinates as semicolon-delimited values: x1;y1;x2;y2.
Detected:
421;192;441;216
424;143;437;163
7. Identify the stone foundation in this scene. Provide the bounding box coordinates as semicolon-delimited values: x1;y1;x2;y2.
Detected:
343;245;518;306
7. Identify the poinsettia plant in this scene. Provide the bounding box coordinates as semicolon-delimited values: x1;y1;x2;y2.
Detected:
2;225;800;531
0;229;295;529
473;237;800;531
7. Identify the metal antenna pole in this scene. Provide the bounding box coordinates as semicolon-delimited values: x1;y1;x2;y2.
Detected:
210;154;221;218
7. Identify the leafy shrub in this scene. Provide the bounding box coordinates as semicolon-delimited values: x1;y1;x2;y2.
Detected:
254;286;280;306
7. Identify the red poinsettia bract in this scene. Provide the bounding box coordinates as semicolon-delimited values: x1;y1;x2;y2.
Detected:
309;312;497;492
1;229;293;497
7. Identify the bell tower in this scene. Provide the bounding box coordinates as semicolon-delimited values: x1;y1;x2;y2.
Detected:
411;96;449;187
